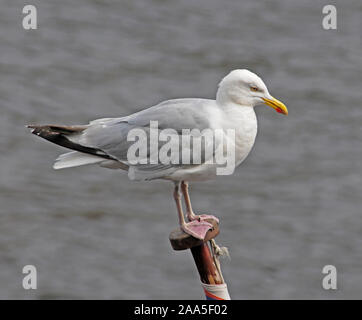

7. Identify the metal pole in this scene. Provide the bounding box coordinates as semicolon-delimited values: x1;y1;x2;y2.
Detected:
169;219;230;300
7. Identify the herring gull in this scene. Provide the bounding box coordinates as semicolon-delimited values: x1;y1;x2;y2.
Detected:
28;69;288;240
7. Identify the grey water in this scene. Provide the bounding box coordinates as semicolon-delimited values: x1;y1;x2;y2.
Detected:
0;0;361;299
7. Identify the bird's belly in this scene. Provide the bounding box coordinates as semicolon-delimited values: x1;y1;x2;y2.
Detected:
165;126;257;182
165;163;220;182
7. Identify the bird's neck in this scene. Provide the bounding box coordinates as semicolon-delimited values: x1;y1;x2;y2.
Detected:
216;90;254;111
216;88;231;106
219;100;255;117
219;102;257;134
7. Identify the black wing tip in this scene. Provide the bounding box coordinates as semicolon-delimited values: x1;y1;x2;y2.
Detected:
26;124;35;130
26;125;36;135
26;124;87;134
26;124;113;160
26;125;44;135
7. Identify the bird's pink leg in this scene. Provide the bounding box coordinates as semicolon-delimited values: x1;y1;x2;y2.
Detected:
173;182;214;240
181;181;219;239
173;183;185;226
181;181;219;224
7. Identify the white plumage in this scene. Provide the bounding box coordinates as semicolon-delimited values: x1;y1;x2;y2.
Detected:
53;151;104;169
50;69;287;182
29;69;288;240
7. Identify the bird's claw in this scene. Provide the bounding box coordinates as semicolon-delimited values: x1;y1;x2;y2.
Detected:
188;214;219;224
181;220;213;240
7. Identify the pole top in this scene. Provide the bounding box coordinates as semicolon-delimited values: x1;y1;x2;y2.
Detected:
169;219;219;250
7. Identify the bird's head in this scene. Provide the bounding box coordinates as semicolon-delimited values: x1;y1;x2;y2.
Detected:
216;69;288;115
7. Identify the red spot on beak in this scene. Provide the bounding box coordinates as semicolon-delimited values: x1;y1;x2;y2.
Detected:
276;107;282;113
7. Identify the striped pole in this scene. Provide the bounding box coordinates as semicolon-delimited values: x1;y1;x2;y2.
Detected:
169;219;230;300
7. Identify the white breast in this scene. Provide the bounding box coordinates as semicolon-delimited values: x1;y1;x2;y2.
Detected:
221;104;257;167
167;104;257;182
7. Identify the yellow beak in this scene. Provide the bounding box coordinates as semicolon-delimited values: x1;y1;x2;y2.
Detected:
262;96;288;115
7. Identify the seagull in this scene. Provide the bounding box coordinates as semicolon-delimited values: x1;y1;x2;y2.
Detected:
28;69;288;240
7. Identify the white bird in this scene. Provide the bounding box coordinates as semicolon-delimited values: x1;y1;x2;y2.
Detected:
28;69;288;240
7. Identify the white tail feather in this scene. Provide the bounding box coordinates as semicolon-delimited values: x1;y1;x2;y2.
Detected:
53;151;104;169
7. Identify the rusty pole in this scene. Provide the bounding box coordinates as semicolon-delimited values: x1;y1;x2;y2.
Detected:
169;218;230;300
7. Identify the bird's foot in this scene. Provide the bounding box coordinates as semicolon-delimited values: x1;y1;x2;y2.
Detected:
188;213;219;224
181;220;214;240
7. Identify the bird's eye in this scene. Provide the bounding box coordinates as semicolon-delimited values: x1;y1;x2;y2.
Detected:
250;85;259;92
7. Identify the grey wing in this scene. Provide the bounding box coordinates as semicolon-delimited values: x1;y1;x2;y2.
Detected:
74;99;219;180
124;98;213;132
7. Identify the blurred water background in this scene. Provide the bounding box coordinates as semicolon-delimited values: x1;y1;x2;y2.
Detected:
0;0;361;299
